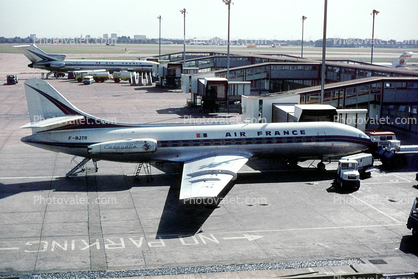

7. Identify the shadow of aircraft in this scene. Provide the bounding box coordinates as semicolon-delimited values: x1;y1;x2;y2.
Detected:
0;162;338;239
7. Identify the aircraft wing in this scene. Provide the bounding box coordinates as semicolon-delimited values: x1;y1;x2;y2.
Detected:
179;154;251;201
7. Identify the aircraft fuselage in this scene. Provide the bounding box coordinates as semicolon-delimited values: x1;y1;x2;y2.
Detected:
21;122;372;163
32;59;158;73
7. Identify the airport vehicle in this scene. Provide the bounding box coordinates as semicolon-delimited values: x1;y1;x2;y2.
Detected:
379;140;418;169
336;153;373;189
83;76;94;85
367;131;397;148
6;74;18;85
20;79;372;202
112;71;132;83
336;158;360;190
407;197;418;237
68;72;75;79
75;71;93;82
13;44;158;78
341;153;373;176
92;71;110;82
373;52;414;68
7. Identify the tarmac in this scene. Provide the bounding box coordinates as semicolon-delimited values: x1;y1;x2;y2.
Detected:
0;53;418;278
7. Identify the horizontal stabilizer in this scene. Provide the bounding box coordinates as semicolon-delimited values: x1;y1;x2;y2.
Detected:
20;115;84;129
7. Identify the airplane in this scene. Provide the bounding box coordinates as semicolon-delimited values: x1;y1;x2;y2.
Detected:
373;52;414;68
20;79;372;202
13;44;158;78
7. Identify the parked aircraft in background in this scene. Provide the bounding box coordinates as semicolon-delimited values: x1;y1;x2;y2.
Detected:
13;44;158;78
374;52;414;68
21;79;372;202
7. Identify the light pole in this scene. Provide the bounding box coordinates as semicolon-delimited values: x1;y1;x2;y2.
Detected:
223;0;231;81
157;15;162;60
222;0;232;113
320;0;327;104
301;16;307;58
180;8;187;67
371;9;379;64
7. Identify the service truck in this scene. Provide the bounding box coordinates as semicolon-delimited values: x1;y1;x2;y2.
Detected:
112;71;132;83
367;131;397;149
92;71;110;82
336;153;373;189
75;70;106;82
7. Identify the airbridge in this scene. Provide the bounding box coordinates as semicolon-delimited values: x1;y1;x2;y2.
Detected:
156;51;418;133
175;52;418;101
242;76;418;133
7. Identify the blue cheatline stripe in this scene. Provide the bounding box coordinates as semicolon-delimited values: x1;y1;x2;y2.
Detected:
158;135;371;147
25;135;371;149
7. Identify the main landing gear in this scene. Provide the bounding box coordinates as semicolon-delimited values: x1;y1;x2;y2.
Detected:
308;160;327;171
66;157;98;177
317;161;326;172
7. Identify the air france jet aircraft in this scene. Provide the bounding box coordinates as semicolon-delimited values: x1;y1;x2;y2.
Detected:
14;44;158;77
21;79;372;201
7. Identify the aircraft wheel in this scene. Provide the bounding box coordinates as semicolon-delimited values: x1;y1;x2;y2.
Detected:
317;162;326;171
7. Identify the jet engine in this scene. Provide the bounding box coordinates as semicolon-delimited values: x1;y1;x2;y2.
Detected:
49;61;65;68
88;139;157;154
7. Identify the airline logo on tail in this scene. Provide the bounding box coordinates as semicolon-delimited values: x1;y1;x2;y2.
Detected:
392;52;414;67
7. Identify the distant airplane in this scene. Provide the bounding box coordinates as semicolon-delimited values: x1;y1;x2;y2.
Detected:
373;52;414;68
21;79;372;202
13;44;158;78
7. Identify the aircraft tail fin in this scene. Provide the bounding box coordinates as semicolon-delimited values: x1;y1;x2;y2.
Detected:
392;52;414;67
24;79;84;122
13;44;66;64
22;79;110;133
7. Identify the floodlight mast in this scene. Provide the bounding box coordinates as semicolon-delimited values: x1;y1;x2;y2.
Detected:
301;16;307;58
180;8;187;67
157;15;162;60
371;9;379;64
223;0;231;81
320;0;327;104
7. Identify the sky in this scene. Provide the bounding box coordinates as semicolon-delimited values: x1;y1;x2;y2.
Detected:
1;0;417;42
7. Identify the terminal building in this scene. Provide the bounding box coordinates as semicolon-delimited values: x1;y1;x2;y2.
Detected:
154;51;418;134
